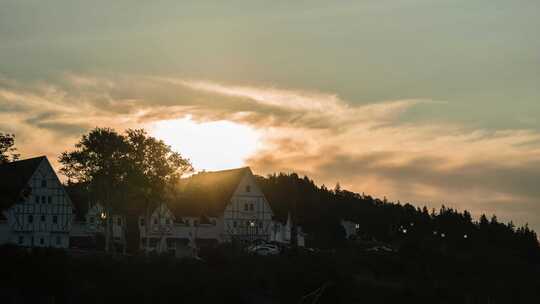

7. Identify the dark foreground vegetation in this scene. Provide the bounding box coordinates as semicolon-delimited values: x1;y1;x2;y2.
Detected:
1;243;539;304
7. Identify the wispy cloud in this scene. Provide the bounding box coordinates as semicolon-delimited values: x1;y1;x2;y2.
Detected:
2;74;540;230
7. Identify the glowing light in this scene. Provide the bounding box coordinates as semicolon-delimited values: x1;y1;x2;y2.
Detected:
148;117;261;171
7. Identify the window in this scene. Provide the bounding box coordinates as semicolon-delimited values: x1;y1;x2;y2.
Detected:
52;216;58;224
47;196;52;204
41;196;46;204
165;219;170;225
18;236;24;244
89;216;95;224
244;203;248;211
153;218;158;225
40;215;46;222
28;215;33;223
140;218;145;226
117;218;122;226
249;204;254;211
246;185;251;192
35;196;39;204
259;221;263;228
40;238;44;245
41;179;47;188
233;221;237;228
56;236;61;245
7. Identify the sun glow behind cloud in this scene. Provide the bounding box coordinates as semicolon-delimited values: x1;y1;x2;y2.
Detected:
147;116;261;172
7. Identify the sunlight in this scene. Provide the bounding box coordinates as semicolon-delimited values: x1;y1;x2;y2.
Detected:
147;116;261;171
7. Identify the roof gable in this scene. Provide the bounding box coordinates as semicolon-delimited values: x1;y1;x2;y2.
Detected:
0;156;46;209
171;167;251;216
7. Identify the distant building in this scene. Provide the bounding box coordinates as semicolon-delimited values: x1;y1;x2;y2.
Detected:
341;220;359;239
271;212;306;247
0;156;74;248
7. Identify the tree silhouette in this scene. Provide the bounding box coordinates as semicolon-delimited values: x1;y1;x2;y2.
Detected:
0;132;20;164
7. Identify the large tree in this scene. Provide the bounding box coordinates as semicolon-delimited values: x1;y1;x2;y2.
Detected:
59;127;193;252
0;132;20;164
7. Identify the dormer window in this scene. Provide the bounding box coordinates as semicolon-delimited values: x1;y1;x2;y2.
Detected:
246;185;251;192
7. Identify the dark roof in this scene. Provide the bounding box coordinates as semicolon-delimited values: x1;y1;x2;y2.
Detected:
170;167;250;217
0;156;46;210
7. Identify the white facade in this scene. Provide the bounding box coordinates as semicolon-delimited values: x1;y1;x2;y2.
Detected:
0;157;73;248
270;212;306;247
222;171;275;242
341;220;359;239
139;169;306;255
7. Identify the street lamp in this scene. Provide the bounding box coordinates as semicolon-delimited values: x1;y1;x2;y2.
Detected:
246;220;256;242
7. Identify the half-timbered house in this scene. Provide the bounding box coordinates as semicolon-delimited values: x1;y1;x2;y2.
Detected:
0;156;73;248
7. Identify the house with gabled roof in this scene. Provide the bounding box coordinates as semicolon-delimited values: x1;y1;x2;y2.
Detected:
0;156;74;248
175;167;275;242
139;167;307;255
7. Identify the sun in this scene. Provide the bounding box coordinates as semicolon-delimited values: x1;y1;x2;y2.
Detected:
147;116;261;171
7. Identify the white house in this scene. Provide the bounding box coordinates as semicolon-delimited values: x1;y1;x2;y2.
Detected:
70;203;128;250
0;156;74;248
176;167;275;243
139;167;306;255
270;212;306;247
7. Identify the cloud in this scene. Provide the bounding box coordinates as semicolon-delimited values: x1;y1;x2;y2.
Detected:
2;73;540;231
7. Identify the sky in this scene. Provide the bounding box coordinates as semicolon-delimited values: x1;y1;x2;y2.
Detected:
1;1;540;230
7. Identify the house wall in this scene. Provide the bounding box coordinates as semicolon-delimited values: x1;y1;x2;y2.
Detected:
222;172;274;242
1;159;72;248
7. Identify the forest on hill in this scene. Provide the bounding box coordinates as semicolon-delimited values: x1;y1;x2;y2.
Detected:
257;173;539;261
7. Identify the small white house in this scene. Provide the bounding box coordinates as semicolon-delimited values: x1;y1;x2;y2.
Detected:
0;156;74;248
270;212;306;247
341;220;359;239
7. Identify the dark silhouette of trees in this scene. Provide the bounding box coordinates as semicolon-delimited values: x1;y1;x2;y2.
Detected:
0;132;20;164
257;172;540;260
